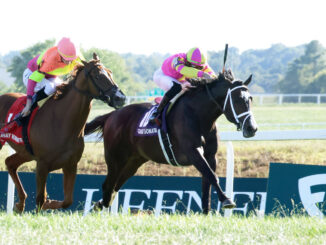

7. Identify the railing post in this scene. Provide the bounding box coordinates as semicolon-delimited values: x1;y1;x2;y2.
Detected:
278;95;283;105
259;95;263;105
7;147;15;214
224;141;234;217
110;193;119;214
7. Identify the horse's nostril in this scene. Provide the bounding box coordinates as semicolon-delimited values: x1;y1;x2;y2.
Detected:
246;125;257;134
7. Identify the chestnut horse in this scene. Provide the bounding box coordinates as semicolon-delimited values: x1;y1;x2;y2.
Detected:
85;70;258;214
0;53;126;212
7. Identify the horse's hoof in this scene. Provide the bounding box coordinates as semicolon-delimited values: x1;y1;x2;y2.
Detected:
222;199;236;209
94;200;104;211
13;203;24;214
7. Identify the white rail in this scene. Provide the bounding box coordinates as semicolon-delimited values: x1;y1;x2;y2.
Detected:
126;94;326;105
252;93;326;105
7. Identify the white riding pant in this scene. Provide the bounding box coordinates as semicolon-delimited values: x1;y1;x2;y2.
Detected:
23;68;63;95
153;68;181;92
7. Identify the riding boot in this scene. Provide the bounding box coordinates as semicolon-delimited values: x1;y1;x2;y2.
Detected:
149;94;172;125
149;82;182;125
30;88;48;110
15;88;48;126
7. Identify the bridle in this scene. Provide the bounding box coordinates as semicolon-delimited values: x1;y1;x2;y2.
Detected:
205;83;252;131
72;64;118;102
223;85;253;131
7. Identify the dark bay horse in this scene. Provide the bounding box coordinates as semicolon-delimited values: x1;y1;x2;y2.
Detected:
85;70;258;214
0;53;126;212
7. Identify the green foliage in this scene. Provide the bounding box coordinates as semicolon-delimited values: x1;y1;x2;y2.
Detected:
4;40;326;95
83;48;146;96
121;53;168;96
122;52;168;83
1;51;20;66
8;39;55;93
208;44;305;93
278;40;326;93
0;81;17;94
308;70;326;92
0;81;9;93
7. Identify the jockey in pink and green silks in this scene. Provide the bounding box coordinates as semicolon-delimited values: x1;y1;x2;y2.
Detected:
161;47;216;86
150;47;216;124
20;37;83;118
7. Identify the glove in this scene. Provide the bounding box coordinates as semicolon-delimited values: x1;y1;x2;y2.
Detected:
21;99;32;117
202;72;212;79
181;81;195;91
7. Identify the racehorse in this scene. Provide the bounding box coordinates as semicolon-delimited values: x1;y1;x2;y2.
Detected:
85;70;258;214
0;53;126;212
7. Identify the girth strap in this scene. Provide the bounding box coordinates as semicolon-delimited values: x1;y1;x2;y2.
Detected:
21;114;34;155
158;129;180;167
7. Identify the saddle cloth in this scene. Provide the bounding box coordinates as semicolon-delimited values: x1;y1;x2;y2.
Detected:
135;105;161;136
0;96;38;147
135;100;180;166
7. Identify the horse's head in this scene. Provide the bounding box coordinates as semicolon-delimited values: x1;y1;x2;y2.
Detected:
222;73;258;138
81;53;126;109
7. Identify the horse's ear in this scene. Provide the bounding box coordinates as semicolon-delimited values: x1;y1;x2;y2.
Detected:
244;74;252;86
81;60;87;66
93;53;100;61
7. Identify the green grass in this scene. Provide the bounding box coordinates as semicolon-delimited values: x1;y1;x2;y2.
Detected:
0;213;325;244
217;103;326;131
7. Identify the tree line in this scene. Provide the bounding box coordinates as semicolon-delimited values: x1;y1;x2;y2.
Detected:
1;40;326;95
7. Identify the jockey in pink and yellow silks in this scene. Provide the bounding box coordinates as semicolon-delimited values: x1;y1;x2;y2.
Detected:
20;37;83;117
150;47;216;124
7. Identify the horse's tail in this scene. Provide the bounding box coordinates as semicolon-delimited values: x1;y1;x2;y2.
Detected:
84;113;111;136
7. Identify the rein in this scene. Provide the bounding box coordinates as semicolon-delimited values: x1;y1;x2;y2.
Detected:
205;83;223;111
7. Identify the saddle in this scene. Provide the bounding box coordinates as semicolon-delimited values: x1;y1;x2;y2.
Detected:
135;98;180;166
0;96;39;155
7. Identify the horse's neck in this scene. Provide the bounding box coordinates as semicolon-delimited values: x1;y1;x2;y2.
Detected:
184;82;226;124
56;77;92;135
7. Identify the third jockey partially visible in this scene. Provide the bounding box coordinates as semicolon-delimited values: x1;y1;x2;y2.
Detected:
20;37;83;117
150;47;216;124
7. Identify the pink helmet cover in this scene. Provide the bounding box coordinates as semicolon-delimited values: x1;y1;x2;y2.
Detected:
57;37;77;61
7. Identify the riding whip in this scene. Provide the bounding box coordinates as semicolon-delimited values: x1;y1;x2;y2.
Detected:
222;43;228;73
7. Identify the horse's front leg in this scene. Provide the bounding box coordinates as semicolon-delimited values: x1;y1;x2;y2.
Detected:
35;161;50;211
184;145;235;210
201;128;218;214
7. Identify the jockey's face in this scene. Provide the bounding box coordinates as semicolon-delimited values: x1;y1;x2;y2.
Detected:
185;61;203;70
60;56;72;65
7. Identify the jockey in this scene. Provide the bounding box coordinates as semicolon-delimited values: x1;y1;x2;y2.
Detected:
150;47;216;124
20;37;83;117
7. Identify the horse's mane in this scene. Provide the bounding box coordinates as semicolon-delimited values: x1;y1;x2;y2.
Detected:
53;64;84;100
188;69;235;88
